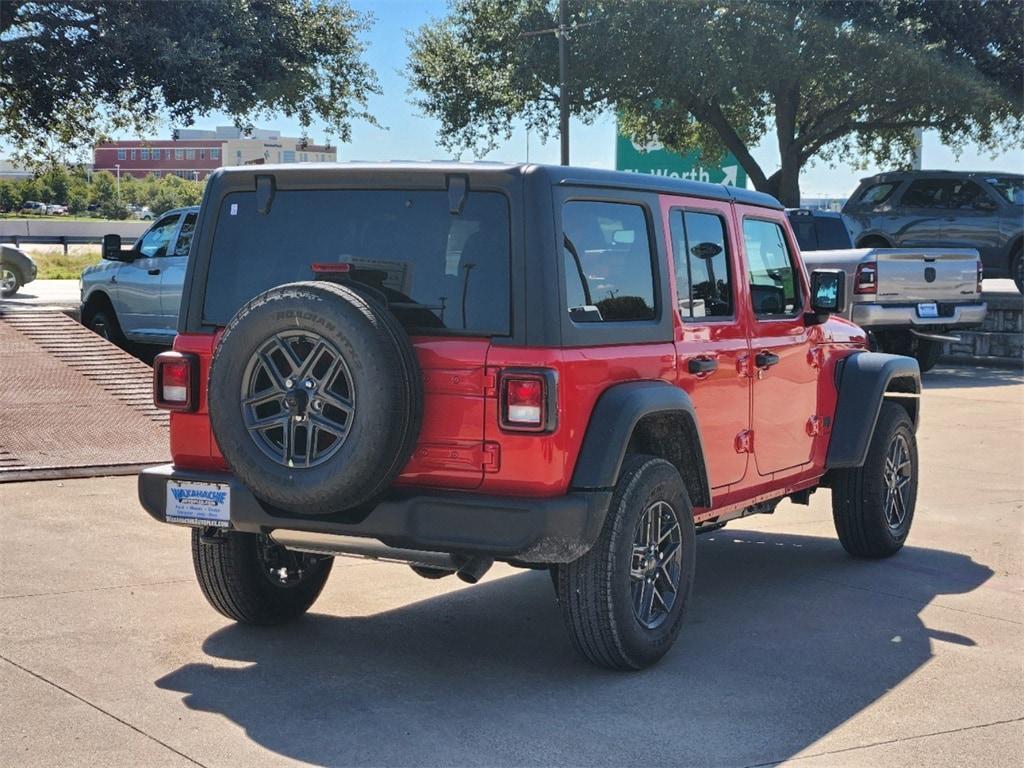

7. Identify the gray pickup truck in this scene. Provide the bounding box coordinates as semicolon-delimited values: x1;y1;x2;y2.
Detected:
789;209;985;371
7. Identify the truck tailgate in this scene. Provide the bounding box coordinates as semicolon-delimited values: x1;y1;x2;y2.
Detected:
872;248;980;303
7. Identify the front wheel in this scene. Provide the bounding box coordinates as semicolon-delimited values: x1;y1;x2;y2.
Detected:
86;309;126;347
0;267;20;298
831;402;918;558
191;530;333;624
556;455;696;670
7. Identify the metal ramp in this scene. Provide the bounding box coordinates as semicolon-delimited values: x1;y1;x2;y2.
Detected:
0;311;169;481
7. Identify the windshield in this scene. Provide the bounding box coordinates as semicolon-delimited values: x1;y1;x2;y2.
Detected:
984;176;1024;205
203;188;511;335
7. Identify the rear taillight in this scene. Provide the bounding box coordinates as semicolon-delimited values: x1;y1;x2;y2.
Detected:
977;261;984;293
154;351;198;411
499;370;556;432
854;261;877;294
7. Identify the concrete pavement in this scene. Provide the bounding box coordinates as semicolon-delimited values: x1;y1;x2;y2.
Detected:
0;279;79;312
0;365;1021;767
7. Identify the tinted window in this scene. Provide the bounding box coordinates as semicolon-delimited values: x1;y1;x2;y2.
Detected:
138;214;180;258
902;179;990;209
986;176;1024;205
173;212;197;257
562;201;655;322
204;189;510;335
815;217;852;249
669;210;732;319
789;217;818;251
743;219;801;317
859;182;898;206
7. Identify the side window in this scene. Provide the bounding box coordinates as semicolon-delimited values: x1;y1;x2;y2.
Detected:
669;210;732;319
947;181;987;209
901;180;957;208
173;213;197;257
138;215;180;258
562;201;656;322
743;219;801;317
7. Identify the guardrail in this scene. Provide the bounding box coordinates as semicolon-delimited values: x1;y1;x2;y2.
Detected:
1;234;140;254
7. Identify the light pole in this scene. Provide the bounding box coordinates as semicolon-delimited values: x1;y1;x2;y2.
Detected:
114;164;121;204
558;0;569;166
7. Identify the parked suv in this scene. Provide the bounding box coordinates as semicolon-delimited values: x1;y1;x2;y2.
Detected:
81;206;199;346
843;170;1024;292
138;164;922;670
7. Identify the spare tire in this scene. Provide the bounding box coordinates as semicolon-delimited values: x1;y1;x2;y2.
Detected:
208;281;422;515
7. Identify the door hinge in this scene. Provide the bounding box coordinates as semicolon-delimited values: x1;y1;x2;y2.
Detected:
482;441;501;472
806;416;822;437
736;355;755;379
483;369;498;397
807;346;825;369
735;430;754;454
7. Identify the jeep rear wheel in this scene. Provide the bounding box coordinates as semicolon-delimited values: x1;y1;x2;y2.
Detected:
556;455;696;670
191;530;333;624
208;281;423;515
831;402;918;558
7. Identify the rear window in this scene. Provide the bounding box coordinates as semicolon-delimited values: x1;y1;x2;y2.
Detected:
203;189;511;335
858;182;898;206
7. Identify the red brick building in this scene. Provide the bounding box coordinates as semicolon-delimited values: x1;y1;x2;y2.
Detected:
93;139;223;180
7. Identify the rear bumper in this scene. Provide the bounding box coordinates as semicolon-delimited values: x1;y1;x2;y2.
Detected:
851;301;987;329
138;464;610;564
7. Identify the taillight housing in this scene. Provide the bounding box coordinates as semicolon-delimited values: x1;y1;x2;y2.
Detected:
499;369;556;432
977;261;984;293
154;351;198;411
854;261;877;294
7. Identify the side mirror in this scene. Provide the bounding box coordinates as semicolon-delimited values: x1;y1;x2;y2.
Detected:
807;269;846;324
102;233;127;261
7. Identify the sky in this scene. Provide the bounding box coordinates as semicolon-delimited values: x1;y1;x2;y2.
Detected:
29;0;1024;198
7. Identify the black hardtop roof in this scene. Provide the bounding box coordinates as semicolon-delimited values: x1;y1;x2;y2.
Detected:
859;169;1024;183
207;161;783;210
786;207;843;219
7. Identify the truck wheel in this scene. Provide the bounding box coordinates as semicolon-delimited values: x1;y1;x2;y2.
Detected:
208;281;422;515
831;402;917;558
556;455;696;670
191;529;333;624
0;267;21;298
913;338;942;373
86;309;126;347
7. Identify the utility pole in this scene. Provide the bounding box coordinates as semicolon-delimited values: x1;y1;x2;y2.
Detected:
558;0;570;166
114;164;121;204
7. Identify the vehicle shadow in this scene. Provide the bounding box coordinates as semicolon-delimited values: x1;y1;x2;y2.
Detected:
156;531;992;767
926;365;1022;389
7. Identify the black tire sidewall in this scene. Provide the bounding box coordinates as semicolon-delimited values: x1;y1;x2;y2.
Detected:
208;282;420;514
608;458;696;666
862;403;918;551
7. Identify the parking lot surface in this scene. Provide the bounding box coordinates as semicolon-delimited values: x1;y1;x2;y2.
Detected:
1;365;1021;767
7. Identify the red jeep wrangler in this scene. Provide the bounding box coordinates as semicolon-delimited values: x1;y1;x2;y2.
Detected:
139;164;921;670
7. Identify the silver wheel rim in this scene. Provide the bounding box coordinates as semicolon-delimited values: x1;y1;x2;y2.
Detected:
0;269;16;292
883;433;913;530
240;331;355;468
630;500;684;630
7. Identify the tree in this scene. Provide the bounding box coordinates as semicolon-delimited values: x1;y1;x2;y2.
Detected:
408;0;1023;205
0;180;17;213
1;0;379;158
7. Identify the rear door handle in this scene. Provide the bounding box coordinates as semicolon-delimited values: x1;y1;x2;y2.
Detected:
687;357;718;375
755;351;780;369
148;268;161;276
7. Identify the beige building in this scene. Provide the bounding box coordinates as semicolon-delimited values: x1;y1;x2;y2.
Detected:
222;137;336;167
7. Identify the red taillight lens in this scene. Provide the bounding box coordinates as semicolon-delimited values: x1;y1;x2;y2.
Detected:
154;352;197;411
977;261;984;293
500;371;555;432
854;262;877;294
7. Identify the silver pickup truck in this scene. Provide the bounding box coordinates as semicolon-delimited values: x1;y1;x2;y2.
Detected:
790;209;985;371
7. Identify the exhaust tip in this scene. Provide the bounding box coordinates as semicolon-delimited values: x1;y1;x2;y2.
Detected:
456;556;494;584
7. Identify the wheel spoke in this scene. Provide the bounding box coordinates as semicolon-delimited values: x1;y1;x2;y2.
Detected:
308;412;347;439
318;390;354;417
246;412;289;432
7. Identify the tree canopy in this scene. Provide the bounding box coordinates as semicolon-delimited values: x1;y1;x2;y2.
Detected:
409;0;1023;205
1;0;379;158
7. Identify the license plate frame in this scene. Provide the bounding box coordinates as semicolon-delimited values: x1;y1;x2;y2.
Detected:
166;480;231;528
917;302;939;319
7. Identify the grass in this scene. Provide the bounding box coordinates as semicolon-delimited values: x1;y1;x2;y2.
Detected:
31;247;102;279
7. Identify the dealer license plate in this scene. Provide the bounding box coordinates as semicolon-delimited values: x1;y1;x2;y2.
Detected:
917;302;939;319
166;480;231;527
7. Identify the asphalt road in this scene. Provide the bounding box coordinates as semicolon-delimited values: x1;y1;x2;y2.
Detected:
1;365;1021;767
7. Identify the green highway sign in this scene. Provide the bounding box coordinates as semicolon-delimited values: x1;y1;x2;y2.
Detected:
615;131;747;188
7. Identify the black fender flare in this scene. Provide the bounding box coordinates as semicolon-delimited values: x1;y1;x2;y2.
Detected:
570;381;710;506
827;352;921;470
